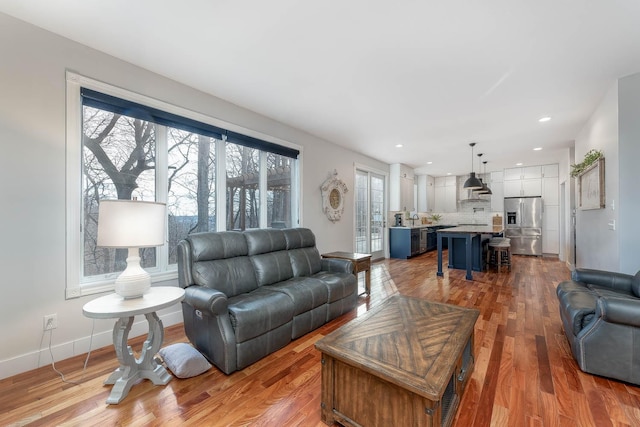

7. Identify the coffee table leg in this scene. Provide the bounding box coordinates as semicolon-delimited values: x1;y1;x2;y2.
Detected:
104;313;171;404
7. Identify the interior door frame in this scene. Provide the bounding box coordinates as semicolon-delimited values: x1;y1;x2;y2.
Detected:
354;163;389;260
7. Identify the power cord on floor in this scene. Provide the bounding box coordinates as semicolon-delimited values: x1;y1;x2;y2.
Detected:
38;319;96;385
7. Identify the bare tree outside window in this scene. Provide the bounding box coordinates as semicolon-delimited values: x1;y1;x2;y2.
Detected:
226;143;260;230
267;153;292;228
82;106;156;277
79;95;297;283
167;129;216;264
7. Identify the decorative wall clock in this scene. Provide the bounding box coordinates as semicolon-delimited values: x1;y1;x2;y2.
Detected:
321;170;348;222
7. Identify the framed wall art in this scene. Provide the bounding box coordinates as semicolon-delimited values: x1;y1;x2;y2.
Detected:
578;157;605;210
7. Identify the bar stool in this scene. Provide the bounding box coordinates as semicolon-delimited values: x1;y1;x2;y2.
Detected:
487;239;511;272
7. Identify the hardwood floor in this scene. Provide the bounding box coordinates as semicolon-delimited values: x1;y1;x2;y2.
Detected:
2;252;640;426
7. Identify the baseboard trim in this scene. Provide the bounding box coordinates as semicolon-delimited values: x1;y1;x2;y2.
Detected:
0;309;183;380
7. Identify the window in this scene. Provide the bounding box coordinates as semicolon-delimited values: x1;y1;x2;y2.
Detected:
66;72;300;298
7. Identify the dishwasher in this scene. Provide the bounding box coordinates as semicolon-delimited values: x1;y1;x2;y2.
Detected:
419;228;428;254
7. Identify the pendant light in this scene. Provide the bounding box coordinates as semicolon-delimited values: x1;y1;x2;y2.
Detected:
478;160;493;195
463;142;483;190
473;153;488;193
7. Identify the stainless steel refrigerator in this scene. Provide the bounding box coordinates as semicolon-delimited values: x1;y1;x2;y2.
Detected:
504;197;542;256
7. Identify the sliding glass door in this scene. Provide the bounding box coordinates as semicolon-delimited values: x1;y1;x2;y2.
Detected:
355;169;386;259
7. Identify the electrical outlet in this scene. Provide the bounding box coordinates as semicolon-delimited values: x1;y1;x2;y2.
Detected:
44;314;58;331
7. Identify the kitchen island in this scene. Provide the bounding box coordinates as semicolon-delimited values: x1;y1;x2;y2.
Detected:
389;225;455;259
437;225;504;280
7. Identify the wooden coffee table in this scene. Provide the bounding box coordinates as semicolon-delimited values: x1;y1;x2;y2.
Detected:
315;295;479;427
322;251;371;295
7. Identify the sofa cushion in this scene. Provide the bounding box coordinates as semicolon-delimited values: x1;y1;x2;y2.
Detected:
632;271;640;298
288;247;323;277
192;257;258;297
244;229;287;255
188;231;247;261
228;288;295;343
313;271;357;303
264;277;329;315
283;228;316;250
557;280;597;336
250;251;294;286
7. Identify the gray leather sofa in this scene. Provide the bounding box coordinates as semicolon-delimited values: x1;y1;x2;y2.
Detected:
557;268;640;385
177;227;358;374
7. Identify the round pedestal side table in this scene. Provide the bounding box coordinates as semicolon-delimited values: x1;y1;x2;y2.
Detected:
82;286;185;404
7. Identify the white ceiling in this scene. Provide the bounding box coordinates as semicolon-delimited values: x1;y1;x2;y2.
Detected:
3;0;640;176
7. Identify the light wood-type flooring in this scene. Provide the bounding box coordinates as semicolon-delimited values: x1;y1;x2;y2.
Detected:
3;251;640;426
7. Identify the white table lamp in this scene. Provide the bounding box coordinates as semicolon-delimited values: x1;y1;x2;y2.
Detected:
97;200;166;299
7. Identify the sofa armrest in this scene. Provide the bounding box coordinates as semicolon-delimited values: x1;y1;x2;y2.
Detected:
184;285;229;316
596;296;640;328
321;258;353;274
572;268;634;293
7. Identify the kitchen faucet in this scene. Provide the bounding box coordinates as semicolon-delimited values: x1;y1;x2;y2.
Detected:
410;213;420;225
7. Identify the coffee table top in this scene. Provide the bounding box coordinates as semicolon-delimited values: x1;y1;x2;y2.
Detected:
315;295;479;400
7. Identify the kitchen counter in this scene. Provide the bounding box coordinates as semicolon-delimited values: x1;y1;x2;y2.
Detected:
439;225;504;234
436;226;504;280
390;225;457;259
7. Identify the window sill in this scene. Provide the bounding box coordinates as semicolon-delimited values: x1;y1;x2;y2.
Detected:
66;270;179;299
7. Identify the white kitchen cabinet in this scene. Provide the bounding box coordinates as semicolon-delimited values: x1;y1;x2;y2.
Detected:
542;164;559;178
390;163;415;212
433;176;457;212
489;171;504;212
543;177;559;205
504;166;542;197
504;180;539;197
541;163;559;254
417;175;435;212
542;205;559;253
504;166;542;180
400;176;415;211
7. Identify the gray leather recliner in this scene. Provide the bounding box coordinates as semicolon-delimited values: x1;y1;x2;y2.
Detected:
557;268;640;385
177;228;358;374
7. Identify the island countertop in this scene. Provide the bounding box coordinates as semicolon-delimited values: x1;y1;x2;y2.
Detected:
437;225;504;234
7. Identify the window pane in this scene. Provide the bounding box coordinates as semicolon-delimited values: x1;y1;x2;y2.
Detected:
371;174;385;252
82;106;156;278
226;142;260;230
355;171;368;253
267;153;292;228
167;129;216;264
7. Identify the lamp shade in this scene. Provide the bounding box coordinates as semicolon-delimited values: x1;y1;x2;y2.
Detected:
463;143;483;190
97;200;166;248
463;172;483;190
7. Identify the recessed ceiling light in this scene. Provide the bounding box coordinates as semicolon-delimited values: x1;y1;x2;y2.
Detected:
516;162;523;166
539;117;551;123
446;172;452;175
533;147;542;151
427;161;433;165
395;144;403;148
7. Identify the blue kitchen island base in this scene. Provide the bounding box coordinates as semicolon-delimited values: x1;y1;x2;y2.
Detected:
437;226;504;280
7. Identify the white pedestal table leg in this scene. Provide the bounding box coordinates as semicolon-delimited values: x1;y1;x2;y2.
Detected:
104;312;171;404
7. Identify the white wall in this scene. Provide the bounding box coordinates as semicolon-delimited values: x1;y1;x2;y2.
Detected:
618;72;640;274
573;71;640;274
573;82;619;271
0;12;388;378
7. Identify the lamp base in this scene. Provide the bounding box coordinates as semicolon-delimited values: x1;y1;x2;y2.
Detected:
115;248;151;299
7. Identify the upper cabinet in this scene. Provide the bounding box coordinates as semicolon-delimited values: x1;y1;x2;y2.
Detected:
503;166;542;197
434;176;457;212
390;163;415;212
489;171;504;212
542;164;559;205
417;175;435;212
